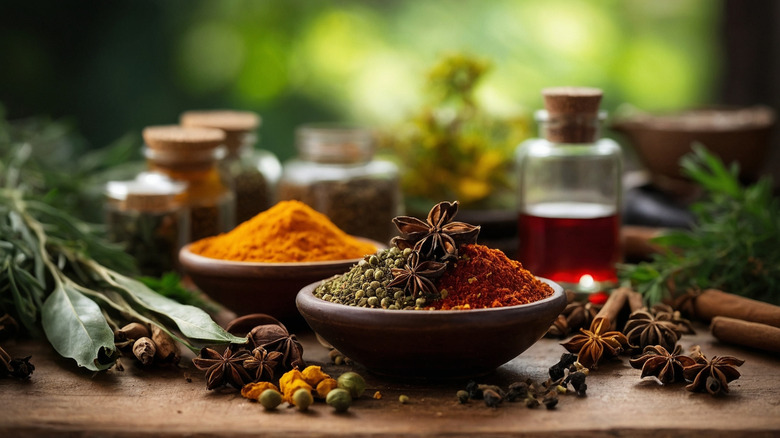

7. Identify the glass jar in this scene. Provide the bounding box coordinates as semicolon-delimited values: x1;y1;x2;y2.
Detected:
515;87;622;293
180;110;281;224
104;172;189;277
278;124;402;244
142;125;235;243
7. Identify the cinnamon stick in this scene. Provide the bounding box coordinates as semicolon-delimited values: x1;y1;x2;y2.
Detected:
695;289;780;328
595;287;629;330
710;316;780;354
625;289;645;313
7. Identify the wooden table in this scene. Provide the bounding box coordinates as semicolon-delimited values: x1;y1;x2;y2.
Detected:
2;323;779;437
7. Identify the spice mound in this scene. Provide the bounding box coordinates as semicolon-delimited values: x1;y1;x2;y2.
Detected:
189;200;377;262
435;244;554;309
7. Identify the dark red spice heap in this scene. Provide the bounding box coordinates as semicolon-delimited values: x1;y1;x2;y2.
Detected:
434;244;554;310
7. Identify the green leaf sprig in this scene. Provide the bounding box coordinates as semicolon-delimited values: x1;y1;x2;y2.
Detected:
618;145;780;305
1;188;246;371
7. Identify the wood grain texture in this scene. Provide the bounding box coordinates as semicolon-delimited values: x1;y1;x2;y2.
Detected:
1;324;779;437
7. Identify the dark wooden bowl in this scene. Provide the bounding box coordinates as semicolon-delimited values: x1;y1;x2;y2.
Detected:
179;240;382;323
296;278;566;379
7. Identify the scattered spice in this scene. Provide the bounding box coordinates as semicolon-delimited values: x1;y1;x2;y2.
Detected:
279;369;314;404
326;388;353;412
433;244;553;309
0;344;34;380
248;323;305;371
562;317;629;370
373;391;382;400
243;347;283;382
132;337;156;366
258;388;284;410
398;394;410;404
629;344;695;385
241;381;280;400
683;346;744;396
391;201;480;262
623;309;682;353
293;388;314;411
316;378;339;399
189;200;376;262
337;371;367;398
193;346;253;390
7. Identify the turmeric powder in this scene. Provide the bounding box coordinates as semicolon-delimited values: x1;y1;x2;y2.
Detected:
189;200;377;262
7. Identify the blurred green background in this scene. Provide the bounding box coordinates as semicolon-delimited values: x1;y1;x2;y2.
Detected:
0;0;722;161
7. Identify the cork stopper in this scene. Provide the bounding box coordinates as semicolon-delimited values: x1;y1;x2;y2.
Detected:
180;110;260;154
106;173;186;212
143;125;226;169
540;87;604;143
542;87;603;115
180;110;261;132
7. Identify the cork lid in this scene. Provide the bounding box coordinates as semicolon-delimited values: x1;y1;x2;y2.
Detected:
142;125;226;151
179;110;261;133
542;87;603;115
106;172;186;212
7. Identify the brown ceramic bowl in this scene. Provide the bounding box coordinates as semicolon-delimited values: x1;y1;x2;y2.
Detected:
179;240;382;323
612;106;776;195
296;278;566;379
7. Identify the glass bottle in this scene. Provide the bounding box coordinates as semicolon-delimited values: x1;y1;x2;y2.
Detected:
278;124;402;244
142;125;235;243
104;172;189;277
515;87;622;293
180;110;282;224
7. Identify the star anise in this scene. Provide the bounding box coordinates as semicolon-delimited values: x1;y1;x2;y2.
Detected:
683;348;745;395
561;316;629;369
249;324;305;371
1;345;34;380
391;200;480;261
388;250;447;298
623;309;681;352
563;300;601;333
650;304;696;335
629;344;696;385
243;347;283;382
192;346;252;390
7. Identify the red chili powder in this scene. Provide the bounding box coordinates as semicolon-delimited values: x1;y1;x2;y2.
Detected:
433;244;554;310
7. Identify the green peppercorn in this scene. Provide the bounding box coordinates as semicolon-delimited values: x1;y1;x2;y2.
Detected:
380;297;391;308
398;394;410;404
355;290;365;300
259;389;283;410
337;371;367;398
367;296;379;307
293;388;314;411
394;290;404;300
369;255;379;266
370;280;380;290
415;298;426;308
364;269;374;279
374;270;385;280
326;388;352;412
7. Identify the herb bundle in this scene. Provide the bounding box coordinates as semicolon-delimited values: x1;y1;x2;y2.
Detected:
0;113;246;371
619;145;780;305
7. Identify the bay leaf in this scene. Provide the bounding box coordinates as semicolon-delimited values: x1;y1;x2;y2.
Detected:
109;272;247;345
41;282;118;371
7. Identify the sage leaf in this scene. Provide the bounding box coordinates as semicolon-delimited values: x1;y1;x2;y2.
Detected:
41;282;118;371
109;272;247;345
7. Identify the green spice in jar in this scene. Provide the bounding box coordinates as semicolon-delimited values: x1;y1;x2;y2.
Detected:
104;173;189;277
314;247;410;308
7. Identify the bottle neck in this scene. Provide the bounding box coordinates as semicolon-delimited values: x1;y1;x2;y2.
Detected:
537;110;606;144
296;124;374;164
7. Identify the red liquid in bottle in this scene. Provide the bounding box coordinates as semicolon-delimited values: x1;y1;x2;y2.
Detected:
518;202;620;287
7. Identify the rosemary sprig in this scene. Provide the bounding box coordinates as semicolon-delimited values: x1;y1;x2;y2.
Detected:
618;145;780;305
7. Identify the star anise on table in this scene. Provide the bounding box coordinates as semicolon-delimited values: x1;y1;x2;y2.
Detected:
561;316;629;369
249;324;305;371
388;250;447;298
683;347;745;396
243;347;283;382
192;346;252;390
629;344;696;385
391;200;480;262
650;303;696;335
623;309;682;352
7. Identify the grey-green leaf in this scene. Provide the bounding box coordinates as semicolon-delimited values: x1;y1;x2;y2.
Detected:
41;282;118;371
109;272;247;345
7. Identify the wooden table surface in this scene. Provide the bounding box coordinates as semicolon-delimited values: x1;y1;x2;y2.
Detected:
2;321;779;438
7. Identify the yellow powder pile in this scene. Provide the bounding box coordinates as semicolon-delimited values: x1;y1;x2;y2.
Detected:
189;200;377;262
